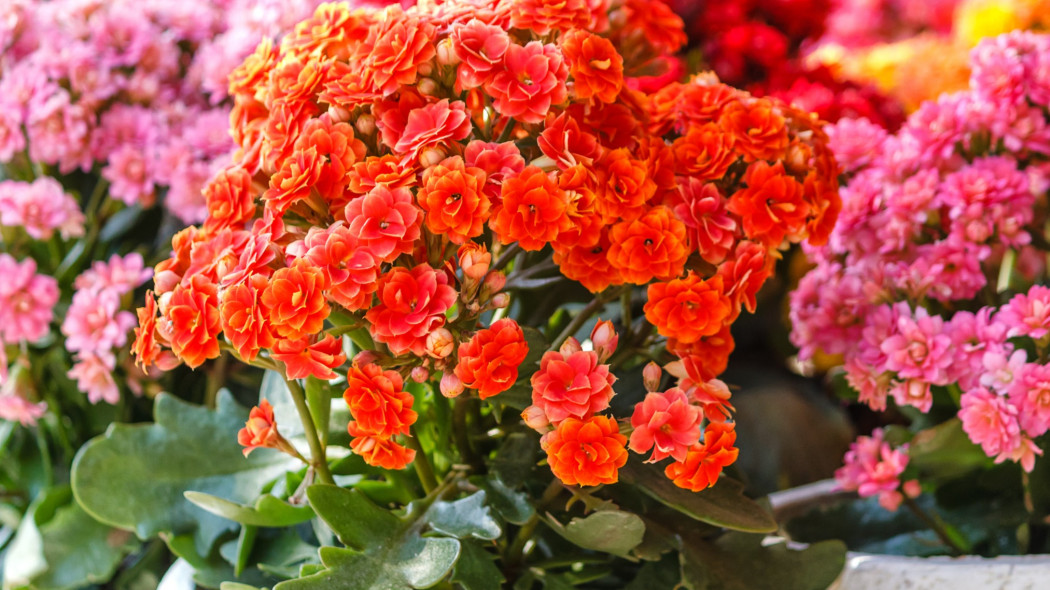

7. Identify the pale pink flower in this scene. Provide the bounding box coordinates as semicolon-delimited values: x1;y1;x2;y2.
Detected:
629;387;701;463
0;254;58;344
880;304;953;385
0;177;84;240
825;117;887;173
999;285;1050;340
980;349;1028;394
835;429;912;512
1008;363;1050;438
67;352;120;405
102;144;155;207
61;288;137;355
948;308;1009;391
959;387;1041;472
0;393;47;426
74;253;153;295
844;357;891;412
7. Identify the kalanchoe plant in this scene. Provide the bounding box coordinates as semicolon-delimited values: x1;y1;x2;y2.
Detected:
70;0;844;587
790;31;1050;557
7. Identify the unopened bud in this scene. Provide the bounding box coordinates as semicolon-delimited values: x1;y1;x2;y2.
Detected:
418;77;438;96
354;114;376;136
480;271;505;300
440;372;464;398
491;293;510;309
559;337;582;355
437;38;460;66
419;147;446;168
327;104;352;123
353;350;379;366
418;62;434;77
521;405;549;431
643;361;662;392
458;243;491;281
903;479;922;499
153;270;180;295
411;366;430;383
425;328;455;358
590;319;618;363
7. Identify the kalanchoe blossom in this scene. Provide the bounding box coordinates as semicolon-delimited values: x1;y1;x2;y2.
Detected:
0;178;83;240
629;387;702;463
0;254;58;345
835;429;918;512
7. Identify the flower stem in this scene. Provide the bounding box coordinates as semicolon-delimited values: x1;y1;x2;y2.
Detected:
405;430;439;494
284;377;334;485
550;288;623;352
902;495;968;555
506;478;563;567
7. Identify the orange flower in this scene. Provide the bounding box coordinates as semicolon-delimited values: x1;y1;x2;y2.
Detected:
417;156;490;244
393;99;472;161
344;184;422;263
238;400;296;457
552;230;624;293
664;422;739;491
284;3;374;60
229;38;278;101
666;324;735;381
727;160;809;249
537;112;601;170
594;148;656;223
344;362;418;439
132;291;163;370
560;29;623;104
167;275;222;369
486;41;568;124
272;334;346;380
455;318;529;399
672;123;737;180
717;241;773;317
644;273;732;344
362;13;436;97
668;178;737;265
542;415;628;486
802;171;841;247
261;258;330;341
491;166;570;251
262;101;319;172
719;99;789;162
346;155;416;196
618;0;687;55
220;274;275;362
510;0;591;34
451;19;511;90
303;222;381;311
553;165;602;250
204;166;257;234
606;206;688;284
347;426;416;469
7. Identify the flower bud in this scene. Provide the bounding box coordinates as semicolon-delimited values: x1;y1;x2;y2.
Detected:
480;271;505;300
903;479;922;499
327;104;352;123
521;405;550;431
559;337;582;355
425;328;455;358
491;293;510;309
418;77;438;96
437;38;460;66
458;243;491;281
418;62;434;77
353;350;379;366
354;114;376;136
590;319;618;362
411;366;430;383
643;361;662;392
440;372;464;398
419;146;446;168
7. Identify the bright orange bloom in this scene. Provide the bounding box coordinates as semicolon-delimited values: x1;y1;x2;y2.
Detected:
220;274;275;362
802;171;841;247
678;81;739;128
510;0;591;34
552;230;624;293
132;291;163;370
261;258;330;341
606;206;688;284
560;29;623;104
618;0;687;54
238;400;293;457
204;166;257;234
284;3;374;60
458;241;491;281
262;101;319;171
344;362;418;439
664;422;739;491
672;123;737;180
364;264;457;356
637;136;677;195
347;425;416;469
553;165;602;250
486;42;568;124
417;156;490;244
303;222;381;311
531;348;616;423
666;324;735;381
455;318;529;399
537;112;601;170
229;38;278;101
717;241;773;317
347;155;416;196
344;185;422;263
727;160;809;249
167;275;222;369
491;166;570;251
361;13;436;96
393;99;472;160
644;273;732;344
542;415;628;486
272;334;346;380
719;100;789;162
268;52;329;106
594;148;656;223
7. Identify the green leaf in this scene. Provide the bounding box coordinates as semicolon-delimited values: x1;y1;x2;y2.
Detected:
679;532;846;590
450;541;504;590
221;584;267;590
304;377;333;448
618;461;776;533
472;476;534;525
490;432;540;489
99;204;144;242
625;553;682;590
184;492;315;528
71;392;300;556
907;418;993;482
235;525;258;577
274;485;460;590
427;492;501;541
546;510;645;557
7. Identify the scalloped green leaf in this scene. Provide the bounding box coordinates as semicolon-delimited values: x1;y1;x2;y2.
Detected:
71;392;300;556
184;492;315;528
546;510;645;557
427;492;501;541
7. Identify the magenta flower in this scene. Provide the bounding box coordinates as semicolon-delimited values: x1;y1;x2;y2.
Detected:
835;429;914;512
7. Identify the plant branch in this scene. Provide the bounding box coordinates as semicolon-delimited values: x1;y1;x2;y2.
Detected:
550;287;624;352
406;428;439;494
284;377;334;485
506;478;564;568
902;495;968;555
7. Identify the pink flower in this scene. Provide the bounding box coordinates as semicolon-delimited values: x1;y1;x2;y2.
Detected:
959;387;1041;472
942;157;1033;248
670;178;736;265
74;253;153;295
825;117;887;174
486;41;568;124
392;99;472;162
67;353;120;405
0;254;58;344
364;264;457;356
26;88;92;173
530;346;616;423
451;19;510;90
629;387;702;463
1008;363;1050;438
0;177;84;240
999;285;1050;340
102;144;155;207
948;308;1010;391
880;304;953;386
844;357;892;412
835;429;912;512
61;288;137;355
888;379;933;413
343;185;422;264
980;349;1027;394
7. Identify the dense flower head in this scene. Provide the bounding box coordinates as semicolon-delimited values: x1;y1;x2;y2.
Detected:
0;178;83;240
365;264;457;357
261;258;331;341
835;429;916;511
0;254;59;345
530;342;616;424
344;362;418;440
455;318;529;399
541;415;628;486
629;387;702;463
644;273;732;345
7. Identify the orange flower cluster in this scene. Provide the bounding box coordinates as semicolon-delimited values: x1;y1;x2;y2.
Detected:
132;0;839;489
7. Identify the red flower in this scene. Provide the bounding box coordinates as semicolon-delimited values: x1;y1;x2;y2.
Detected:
451;20;510;90
220;274;275;362
560;28;623;104
344;184;422;263
669;178;737;265
644;273;732;344
364;264;457;356
542;415;628;486
486;42;568;124
664;422;739;491
303;222;381;311
717;240;773;316
666;325;735;383
455;318;529;399
629;387;702;463
538;112;601;170
727;160;809;249
272;334;346;380
491;166;570;251
393;100;472;161
531;347;616;423
417;156;490;244
606;206;689;284
132;291;164;370
719;100;789;162
344;362;418;439
347;154;416;196
167;275;222;369
356;12;436;97
510;0;591;34
261;258;330;341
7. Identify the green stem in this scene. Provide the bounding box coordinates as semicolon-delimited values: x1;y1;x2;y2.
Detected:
496;119;517;143
405;430;439;494
453;397;480;472
506;479;563;567
284;378;334;485
620;289;632;331
550;288;623;352
902;495;967;555
1021;470;1035;554
35;425;54;488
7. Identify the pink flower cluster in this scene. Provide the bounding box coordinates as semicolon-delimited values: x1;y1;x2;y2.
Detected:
791;31;1050;472
835;428;920;511
0;178;83;239
0;0;332;223
0;254;57;424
